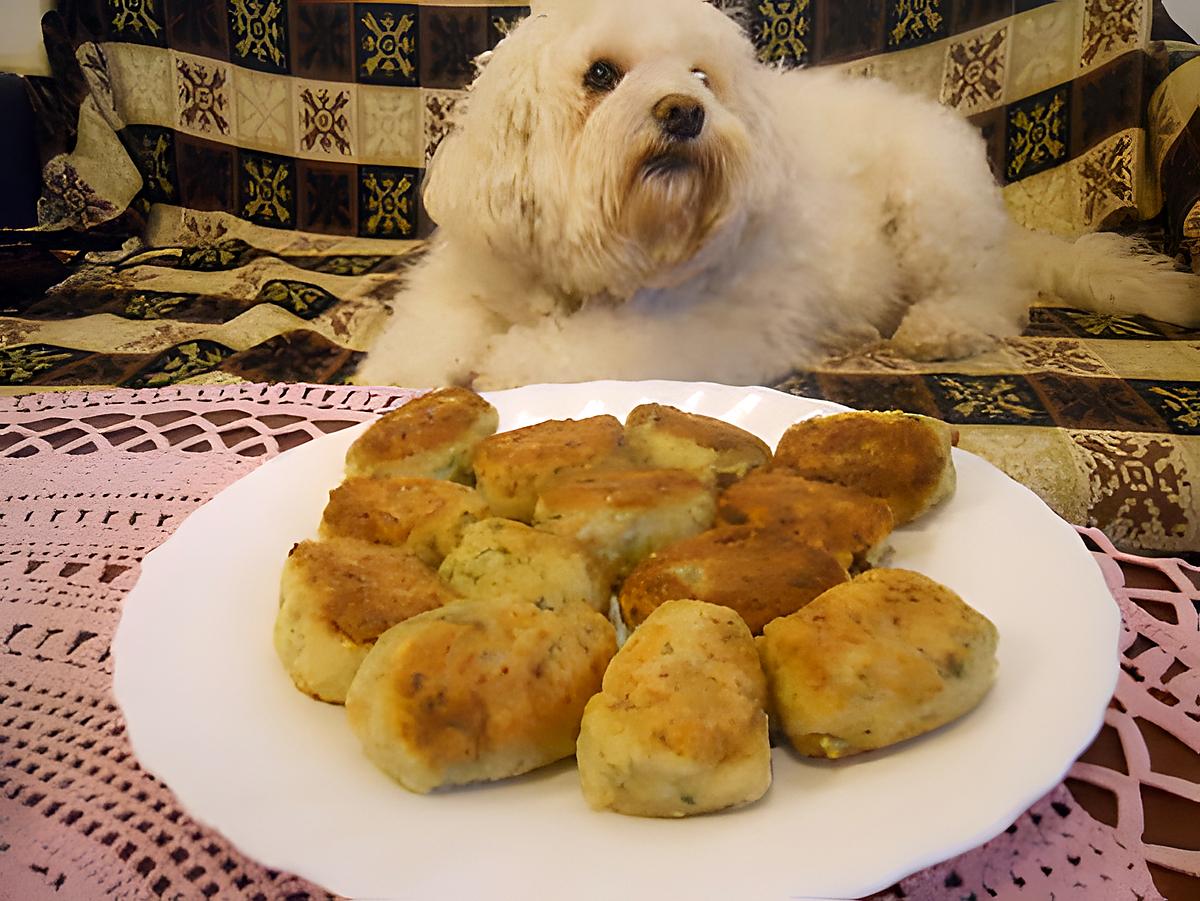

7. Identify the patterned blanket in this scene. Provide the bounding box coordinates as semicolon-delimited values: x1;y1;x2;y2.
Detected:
3;0;1199;556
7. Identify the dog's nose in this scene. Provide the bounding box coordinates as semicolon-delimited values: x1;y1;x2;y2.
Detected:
653;94;705;140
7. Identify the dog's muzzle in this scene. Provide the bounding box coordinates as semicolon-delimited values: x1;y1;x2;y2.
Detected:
653;94;705;141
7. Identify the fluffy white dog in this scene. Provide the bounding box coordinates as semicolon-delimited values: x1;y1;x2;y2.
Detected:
356;0;1199;389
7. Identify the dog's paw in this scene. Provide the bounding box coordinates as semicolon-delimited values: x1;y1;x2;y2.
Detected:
473;357;555;390
474;323;570;389
470;369;522;391
890;330;998;362
890;305;1002;362
348;355;397;388
352;352;467;389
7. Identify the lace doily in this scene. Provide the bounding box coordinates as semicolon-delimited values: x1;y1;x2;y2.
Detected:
1;385;1196;900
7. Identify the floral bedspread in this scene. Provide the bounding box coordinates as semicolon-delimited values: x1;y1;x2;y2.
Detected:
3;0;1199;555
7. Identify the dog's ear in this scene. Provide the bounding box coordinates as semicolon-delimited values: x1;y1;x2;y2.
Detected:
422;31;541;240
422;127;464;228
472;49;494;78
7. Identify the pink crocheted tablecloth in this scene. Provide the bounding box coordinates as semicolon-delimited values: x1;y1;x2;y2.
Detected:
0;384;1197;901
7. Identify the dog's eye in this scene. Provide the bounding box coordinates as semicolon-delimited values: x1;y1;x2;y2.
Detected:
584;60;622;92
692;68;710;87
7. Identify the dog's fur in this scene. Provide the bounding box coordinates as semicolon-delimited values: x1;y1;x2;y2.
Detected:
356;0;1200;389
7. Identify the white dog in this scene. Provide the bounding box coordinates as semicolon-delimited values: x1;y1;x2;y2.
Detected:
356;0;1199;389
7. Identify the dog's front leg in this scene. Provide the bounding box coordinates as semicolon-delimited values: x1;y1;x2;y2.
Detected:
473;304;786;390
472;309;686;389
352;238;520;388
353;284;506;388
889;294;1027;362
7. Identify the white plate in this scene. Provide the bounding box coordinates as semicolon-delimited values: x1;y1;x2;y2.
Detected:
113;381;1119;901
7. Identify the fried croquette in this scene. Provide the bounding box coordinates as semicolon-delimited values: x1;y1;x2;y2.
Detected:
345;387;499;483
577;599;771;817
772;411;956;524
717;470;894;570
437;517;610;612
758;569;998;758
274;538;458;703
533;468;716;581
345;598;616;793
319;477;488;566
624;403;771;487
620;525;849;633
471;415;627;521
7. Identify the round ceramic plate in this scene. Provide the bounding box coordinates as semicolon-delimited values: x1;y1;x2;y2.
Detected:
113;381;1119;901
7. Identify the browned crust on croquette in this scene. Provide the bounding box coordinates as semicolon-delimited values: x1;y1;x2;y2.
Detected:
346;388;497;471
537;468;710;511
383;601;615;770
759;569;998;758
603;602;768;755
772;412;951;524
471;416;629;520
287;538;458;644
626;404;772;457
717;470;894;567
320;477;484;546
473;415;625;473
620;526;849;634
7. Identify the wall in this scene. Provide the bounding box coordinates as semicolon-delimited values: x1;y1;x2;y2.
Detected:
0;0;56;76
1163;0;1200;40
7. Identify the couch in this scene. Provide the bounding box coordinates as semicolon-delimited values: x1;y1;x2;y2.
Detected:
2;0;1198;557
